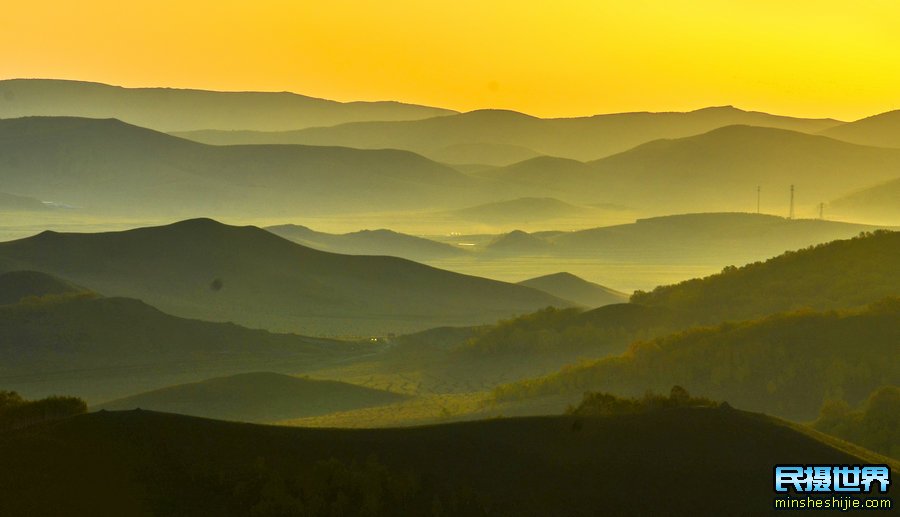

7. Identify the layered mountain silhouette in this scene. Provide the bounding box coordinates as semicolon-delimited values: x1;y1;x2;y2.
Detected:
0;116;477;215
0;270;87;305
0;79;455;131
265;224;466;261
484;126;900;214
448;197;587;224
828;178;900;225
96;372;406;422
175;105;842;164
821;110;900;148
0;219;570;335
518;272;628;308
1;408;894;516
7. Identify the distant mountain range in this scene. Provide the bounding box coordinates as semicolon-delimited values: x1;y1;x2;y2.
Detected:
174;105;843;164
96;372;406;422
821;110;900;148
0;219;571;336
0;116;476;216
265;224;466;262
518;272;629;308
828;177;900;225
0;79;455;131
448;197;587;224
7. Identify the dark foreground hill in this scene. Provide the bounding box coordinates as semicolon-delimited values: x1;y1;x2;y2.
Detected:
96;372;406;423
0;79;455;132
0;408;894;517
0;291;363;403
0;218;569;335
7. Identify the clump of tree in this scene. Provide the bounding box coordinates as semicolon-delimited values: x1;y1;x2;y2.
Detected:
813;386;900;460
567;386;718;417
0;390;87;431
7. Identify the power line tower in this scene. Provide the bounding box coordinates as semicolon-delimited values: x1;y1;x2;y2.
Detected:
756;185;761;214
789;184;795;220
819;202;824;220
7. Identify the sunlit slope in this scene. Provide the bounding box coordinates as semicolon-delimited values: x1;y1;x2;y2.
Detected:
828;178;900;225
0;117;475;216
494;299;900;421
631;230;900;324
0;408;894;517
175;105;841;164
518;272;628;308
0;291;358;402
265;225;466;262
0;270;87;305
0;218;571;335
821;110;900;149
96;372;406;423
0;79;455;131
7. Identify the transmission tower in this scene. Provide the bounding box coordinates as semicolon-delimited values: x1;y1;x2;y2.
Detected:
789;185;795;220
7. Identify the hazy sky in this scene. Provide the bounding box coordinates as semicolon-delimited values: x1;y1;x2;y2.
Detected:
3;1;898;120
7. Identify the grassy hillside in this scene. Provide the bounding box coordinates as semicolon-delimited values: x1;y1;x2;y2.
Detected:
494;299;900;420
0;408;894;516
175;105;841;163
0;79;455;131
0;218;570;336
0;116;476;216
828;178;900;225
631;229;900;325
814;386;900;460
0;270;87;305
517;272;628;307
821;110;900;148
0;292;364;402
96;372;406;423
266;224;466;261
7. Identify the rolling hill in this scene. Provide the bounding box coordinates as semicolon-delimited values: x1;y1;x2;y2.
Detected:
494;298;900;421
0;408;894;516
0;78;455;132
0;116;477;216
0;218;570;335
0;289;362;403
265;224;466;261
828;178;900;225
517;272;628;308
96;372;406;423
174;105;842;164
821;110;900;148
448;197;586;225
0;270;87;305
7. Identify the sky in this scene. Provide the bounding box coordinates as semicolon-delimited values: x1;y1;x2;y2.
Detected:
2;1;898;120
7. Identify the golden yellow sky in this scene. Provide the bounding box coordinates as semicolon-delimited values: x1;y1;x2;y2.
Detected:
2;1;898;120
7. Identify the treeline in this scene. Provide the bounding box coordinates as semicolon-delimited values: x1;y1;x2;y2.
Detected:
456;304;672;358
631;230;900;326
0;391;86;431
814;386;900;460
567;386;718;417
493;299;900;420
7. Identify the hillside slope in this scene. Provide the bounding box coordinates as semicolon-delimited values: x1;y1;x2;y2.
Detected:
828;178;900;225
0;79;454;131
97;372;406;423
265;225;466;261
0;270;87;305
0;408;893;516
0;218;570;335
518;272;628;307
821;110;900;148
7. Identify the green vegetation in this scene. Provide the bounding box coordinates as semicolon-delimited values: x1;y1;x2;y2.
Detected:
494;299;900;420
97;372;407;423
631;230;900;325
0;270;89;305
814;386;900;460
0;390;86;431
